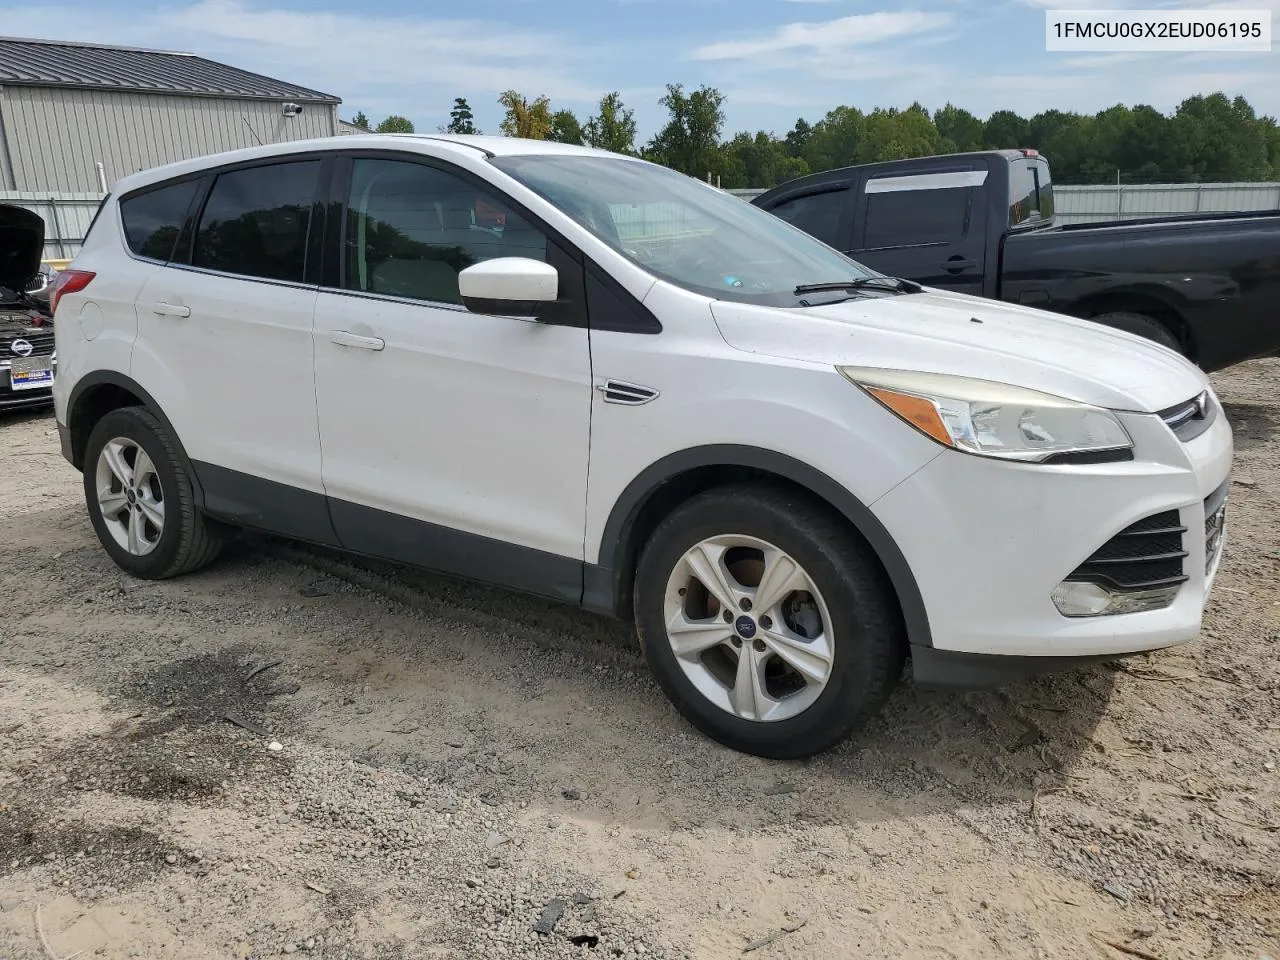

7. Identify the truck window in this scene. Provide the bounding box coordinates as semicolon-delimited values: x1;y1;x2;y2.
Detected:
766;189;845;247
1008;157;1054;227
862;184;972;249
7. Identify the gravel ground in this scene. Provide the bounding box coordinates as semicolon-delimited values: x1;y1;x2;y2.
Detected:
0;360;1277;960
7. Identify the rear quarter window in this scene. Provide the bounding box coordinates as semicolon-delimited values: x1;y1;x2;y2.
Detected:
119;179;201;261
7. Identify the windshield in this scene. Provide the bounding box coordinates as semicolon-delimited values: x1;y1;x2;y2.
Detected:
489;155;881;306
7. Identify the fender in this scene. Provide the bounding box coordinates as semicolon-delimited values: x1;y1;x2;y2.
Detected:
64;369;208;511
590;444;934;649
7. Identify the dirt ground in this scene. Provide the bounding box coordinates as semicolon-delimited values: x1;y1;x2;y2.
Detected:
0;361;1277;960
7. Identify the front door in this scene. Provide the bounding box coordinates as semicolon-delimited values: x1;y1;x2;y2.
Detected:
312;155;592;602
846;166;989;295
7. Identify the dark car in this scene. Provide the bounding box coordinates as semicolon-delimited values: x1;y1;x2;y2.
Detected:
0;203;56;410
751;150;1280;372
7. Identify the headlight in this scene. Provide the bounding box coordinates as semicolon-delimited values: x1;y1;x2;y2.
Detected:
837;367;1133;463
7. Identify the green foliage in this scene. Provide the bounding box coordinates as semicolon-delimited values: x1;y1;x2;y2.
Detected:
375;115;414;134
549;109;585;145
498;91;553;139
645;83;727;179
350;111;370;130
584;92;638;154
443;86;1280;187
445;98;479;135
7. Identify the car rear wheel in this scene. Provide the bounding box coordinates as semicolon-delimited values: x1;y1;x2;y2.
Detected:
633;484;906;759
1091;311;1184;355
83;407;225;579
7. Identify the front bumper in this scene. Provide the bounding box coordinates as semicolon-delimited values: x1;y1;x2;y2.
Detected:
870;394;1233;683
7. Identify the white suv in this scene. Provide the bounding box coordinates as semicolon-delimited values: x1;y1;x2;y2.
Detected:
51;135;1232;758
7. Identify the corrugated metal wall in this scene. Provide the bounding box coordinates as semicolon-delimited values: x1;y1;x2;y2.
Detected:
0;86;337;193
0;191;103;261
1051;182;1280;224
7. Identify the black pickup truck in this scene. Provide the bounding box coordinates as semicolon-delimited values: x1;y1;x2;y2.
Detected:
751;149;1280;372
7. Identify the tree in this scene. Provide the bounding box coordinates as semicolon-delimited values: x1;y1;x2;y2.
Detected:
350;111;370;130
783;118;813;159
646;83;727;179
445;97;479;135
498;90;553;139
856;103;940;163
982;110;1030;149
803;106;864;172
375;115;415;134
934;103;983;154
584;92;638;154
549;109;585;145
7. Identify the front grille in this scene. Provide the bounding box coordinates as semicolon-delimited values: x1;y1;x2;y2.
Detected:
1158;390;1215;441
1067;509;1189;591
0;329;55;357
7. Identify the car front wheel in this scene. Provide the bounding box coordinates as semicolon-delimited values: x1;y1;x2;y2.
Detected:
633;484;906;759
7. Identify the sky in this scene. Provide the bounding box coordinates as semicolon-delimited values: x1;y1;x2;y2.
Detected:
0;0;1277;140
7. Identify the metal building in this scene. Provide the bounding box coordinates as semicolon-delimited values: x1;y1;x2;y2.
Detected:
0;36;341;194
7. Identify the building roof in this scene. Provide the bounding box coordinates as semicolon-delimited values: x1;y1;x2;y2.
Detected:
0;36;340;104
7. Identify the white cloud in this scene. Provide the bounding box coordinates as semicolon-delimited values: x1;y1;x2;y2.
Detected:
0;0;607;131
692;11;953;60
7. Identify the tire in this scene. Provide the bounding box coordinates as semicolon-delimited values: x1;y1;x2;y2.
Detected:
82;406;225;580
1090;311;1183;355
633;484;906;759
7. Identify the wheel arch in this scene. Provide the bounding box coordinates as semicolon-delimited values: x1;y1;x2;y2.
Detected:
66;371;207;509
590;445;933;650
1063;287;1195;357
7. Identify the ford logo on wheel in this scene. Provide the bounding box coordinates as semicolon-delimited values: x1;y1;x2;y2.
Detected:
10;339;33;358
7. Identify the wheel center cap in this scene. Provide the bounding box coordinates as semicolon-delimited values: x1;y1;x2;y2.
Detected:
734;615;757;640
126;489;137;504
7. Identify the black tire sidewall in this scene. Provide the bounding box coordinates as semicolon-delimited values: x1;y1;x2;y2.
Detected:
1093;312;1182;354
82;408;191;579
635;488;902;759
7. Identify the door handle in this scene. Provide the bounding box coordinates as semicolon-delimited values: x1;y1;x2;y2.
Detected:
941;257;977;273
329;330;385;351
152;301;190;318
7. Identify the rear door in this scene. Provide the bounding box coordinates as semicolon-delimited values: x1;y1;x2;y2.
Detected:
130;155;333;540
846;160;990;295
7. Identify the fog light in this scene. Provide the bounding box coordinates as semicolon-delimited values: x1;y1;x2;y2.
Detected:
1051;580;1180;617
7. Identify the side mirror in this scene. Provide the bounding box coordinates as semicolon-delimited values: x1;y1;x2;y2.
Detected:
458;257;559;319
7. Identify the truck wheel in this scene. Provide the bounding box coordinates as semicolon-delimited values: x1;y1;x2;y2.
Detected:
633;484;906;759
1091;311;1184;355
83;407;226;580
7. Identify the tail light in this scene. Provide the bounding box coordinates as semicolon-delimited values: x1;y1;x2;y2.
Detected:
49;269;95;316
1020;148;1040;157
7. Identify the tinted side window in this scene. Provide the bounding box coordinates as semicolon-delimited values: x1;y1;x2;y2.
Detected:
120;180;200;261
345;158;546;305
767;189;845;246
193;160;321;283
862;187;971;249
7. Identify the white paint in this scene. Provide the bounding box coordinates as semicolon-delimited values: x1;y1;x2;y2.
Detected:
458;257;559;304
56;134;1235;674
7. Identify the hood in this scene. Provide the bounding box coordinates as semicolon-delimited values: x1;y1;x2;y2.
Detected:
710;286;1210;414
0;204;44;293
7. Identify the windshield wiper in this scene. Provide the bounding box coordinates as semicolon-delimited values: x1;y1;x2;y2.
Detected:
794;276;923;296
